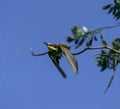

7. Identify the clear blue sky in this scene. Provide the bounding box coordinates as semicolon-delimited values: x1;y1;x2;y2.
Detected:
0;0;120;109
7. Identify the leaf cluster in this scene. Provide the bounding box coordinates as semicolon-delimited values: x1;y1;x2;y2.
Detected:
66;24;120;73
95;38;120;72
66;26;100;49
103;0;120;20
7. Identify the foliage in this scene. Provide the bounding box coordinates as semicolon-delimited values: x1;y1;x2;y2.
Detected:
67;26;101;48
103;0;120;20
66;25;120;72
66;23;120;93
66;0;120;92
96;39;120;72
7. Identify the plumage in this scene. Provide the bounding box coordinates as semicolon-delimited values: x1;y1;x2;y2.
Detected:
48;52;67;78
43;42;78;78
59;43;78;74
43;42;67;78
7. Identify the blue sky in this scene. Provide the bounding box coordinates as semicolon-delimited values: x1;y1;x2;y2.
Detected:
0;0;120;109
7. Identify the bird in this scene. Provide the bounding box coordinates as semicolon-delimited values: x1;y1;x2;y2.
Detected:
43;42;78;78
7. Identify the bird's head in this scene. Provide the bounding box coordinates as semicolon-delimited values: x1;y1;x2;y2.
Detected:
43;42;58;51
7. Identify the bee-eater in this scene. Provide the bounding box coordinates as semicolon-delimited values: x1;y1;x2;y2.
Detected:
43;42;78;78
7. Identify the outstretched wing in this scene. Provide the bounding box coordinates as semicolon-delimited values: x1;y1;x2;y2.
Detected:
59;44;78;74
48;53;67;78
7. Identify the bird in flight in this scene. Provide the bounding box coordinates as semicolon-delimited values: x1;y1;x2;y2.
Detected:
30;42;78;78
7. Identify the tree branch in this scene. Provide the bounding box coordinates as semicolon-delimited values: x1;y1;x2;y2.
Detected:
105;45;120;54
104;71;116;94
72;45;120;55
72;46;106;55
30;48;48;56
88;23;120;34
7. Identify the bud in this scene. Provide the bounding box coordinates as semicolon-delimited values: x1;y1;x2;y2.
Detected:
82;26;88;33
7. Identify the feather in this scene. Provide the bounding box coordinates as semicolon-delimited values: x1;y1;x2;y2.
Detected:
48;52;67;78
59;44;78;74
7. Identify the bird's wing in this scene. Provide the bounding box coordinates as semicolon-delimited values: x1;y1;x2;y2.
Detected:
59;44;78;74
48;53;67;78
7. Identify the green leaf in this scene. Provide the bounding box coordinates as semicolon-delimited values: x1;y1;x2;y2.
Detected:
75;38;85;49
115;11;120;17
71;25;82;36
100;34;104;40
108;7;114;14
96;56;109;71
113;6;117;15
88;38;93;46
101;50;107;54
66;36;75;42
103;4;112;10
75;39;79;44
112;38;120;50
101;57;109;71
114;11;120;20
79;38;85;46
102;40;108;46
93;36;98;41
115;16;120;20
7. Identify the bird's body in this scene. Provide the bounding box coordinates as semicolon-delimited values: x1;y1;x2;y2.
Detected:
44;42;78;78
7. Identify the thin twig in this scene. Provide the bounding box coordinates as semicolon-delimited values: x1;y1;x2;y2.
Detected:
104;71;116;93
94;53;120;57
30;48;48;56
88;23;120;34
